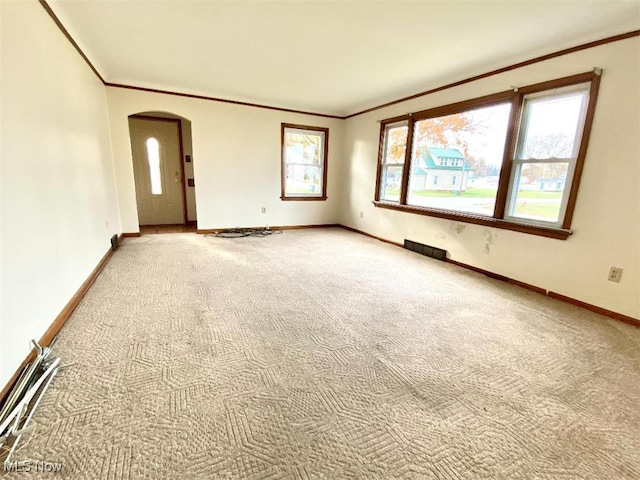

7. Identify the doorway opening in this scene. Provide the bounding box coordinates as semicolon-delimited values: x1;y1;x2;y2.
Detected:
128;112;197;229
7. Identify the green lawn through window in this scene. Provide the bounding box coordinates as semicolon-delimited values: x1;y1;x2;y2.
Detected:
385;188;561;199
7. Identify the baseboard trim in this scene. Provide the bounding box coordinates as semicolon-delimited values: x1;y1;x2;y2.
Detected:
546;291;639;327
447;258;638;326
446;258;548;295
197;224;339;234
0;245;116;406
3;223;634;407
337;225;404;247
339;224;639;327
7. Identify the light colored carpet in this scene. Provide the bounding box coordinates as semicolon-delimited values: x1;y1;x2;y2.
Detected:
4;228;640;479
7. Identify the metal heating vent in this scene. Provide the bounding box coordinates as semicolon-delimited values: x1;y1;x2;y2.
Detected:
110;234;119;251
404;239;447;261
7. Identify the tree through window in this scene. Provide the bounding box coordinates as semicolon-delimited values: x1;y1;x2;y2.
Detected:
281;124;329;200
374;71;601;239
407;102;512;216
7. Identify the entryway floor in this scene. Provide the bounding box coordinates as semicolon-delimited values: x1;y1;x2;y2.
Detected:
139;223;197;235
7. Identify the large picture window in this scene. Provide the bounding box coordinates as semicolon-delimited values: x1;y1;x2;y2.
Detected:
281;124;328;201
407;102;512;216
374;71;600;239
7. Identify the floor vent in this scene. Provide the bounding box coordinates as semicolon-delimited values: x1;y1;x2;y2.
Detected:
404;239;447;261
110;234;119;251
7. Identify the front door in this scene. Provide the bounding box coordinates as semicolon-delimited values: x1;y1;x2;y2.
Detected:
129;117;185;225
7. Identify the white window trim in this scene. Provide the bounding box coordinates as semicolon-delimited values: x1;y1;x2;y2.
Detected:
504;83;590;228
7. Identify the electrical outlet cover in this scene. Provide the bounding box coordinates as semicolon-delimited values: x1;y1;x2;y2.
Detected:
608;267;623;283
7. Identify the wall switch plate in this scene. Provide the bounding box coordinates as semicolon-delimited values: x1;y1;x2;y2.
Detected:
608;267;623;283
261;207;266;214
359;211;363;218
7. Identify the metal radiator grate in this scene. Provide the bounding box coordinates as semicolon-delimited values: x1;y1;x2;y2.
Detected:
403;239;447;261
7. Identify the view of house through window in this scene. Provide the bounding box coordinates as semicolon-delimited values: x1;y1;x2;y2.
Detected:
146;137;162;195
374;72;599;237
281;124;328;200
407;103;511;215
507;85;589;224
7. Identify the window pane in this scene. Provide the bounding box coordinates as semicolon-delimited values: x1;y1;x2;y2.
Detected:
407;103;511;215
285;165;321;195
509;162;569;223
381;165;403;201
285;132;323;165
519;88;588;160
146;137;162;195
384;125;408;165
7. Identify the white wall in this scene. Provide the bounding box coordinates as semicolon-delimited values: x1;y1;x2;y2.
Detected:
342;38;640;319
106;89;344;232
0;2;120;386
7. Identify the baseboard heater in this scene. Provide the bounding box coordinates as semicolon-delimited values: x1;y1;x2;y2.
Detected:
404;239;447;261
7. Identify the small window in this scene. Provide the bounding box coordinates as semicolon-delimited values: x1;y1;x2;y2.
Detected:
146;137;162;195
281;124;328;200
378;121;408;202
505;84;590;227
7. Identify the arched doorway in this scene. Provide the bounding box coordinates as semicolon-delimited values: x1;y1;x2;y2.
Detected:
128;112;197;228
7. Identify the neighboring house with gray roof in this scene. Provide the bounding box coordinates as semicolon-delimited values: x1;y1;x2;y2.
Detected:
411;147;472;191
534;173;566;191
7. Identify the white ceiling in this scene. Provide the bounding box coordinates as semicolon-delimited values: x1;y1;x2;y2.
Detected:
48;1;640;117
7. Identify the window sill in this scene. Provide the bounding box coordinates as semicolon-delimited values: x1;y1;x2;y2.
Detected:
281;196;328;202
372;201;571;240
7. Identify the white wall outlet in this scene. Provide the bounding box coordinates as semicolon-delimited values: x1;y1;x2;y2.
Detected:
261;207;266;214
608;267;623;283
359;211;363;218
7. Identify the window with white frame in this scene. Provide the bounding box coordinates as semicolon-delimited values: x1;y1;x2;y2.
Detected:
505;84;590;226
378;121;408;202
